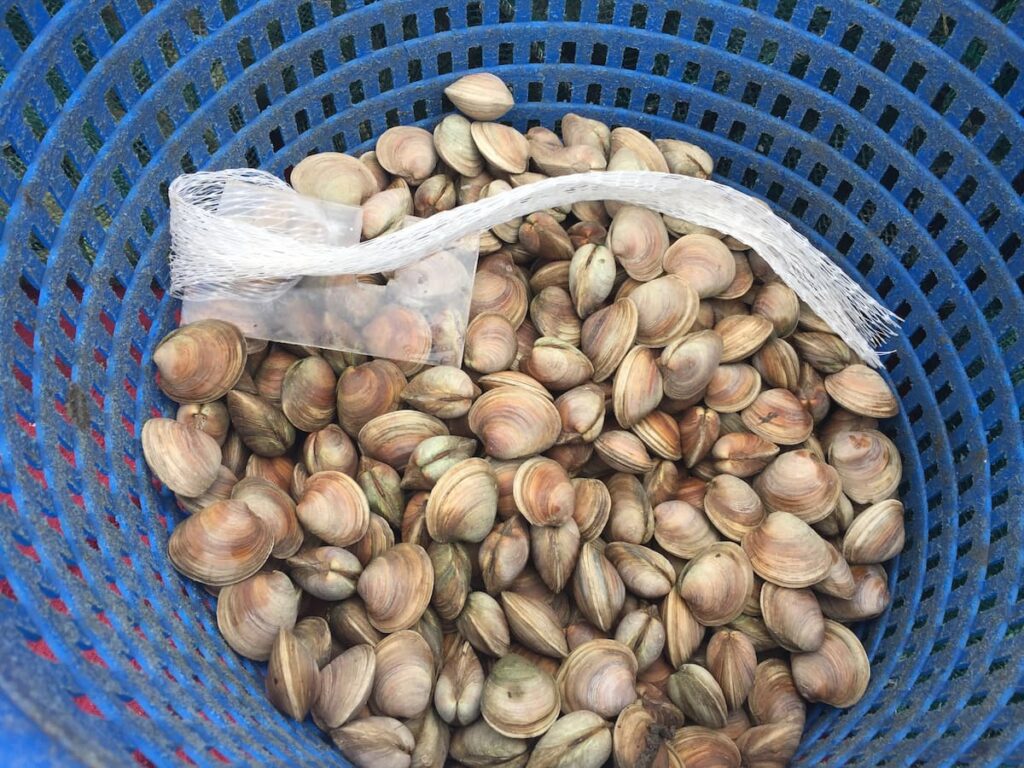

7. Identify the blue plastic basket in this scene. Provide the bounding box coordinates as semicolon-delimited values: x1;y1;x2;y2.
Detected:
0;0;1021;765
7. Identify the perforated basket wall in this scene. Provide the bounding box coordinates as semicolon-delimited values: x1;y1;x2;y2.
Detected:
0;0;1021;765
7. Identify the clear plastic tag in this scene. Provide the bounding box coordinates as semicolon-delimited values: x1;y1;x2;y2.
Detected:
182;182;479;366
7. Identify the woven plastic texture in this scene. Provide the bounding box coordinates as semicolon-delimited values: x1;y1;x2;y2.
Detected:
0;0;1021;766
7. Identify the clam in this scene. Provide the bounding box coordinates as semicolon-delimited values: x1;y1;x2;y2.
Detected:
361;306;433;374
471;121;530;174
814;541;857;599
677;542;754;626
457;591;511;657
470;268;529;327
754;449;842;524
670;726;741;768
255;346;298;404
557;639;638;718
632;411;682;461
482;654;561;738
614;607;665;671
230;477;303;558
531;287;581;346
719;252;754;299
521;337;594;390
752;283;800;337
372;630;435;718
610;127;669;172
266;628;319;720
571;478;612;541
791;620;870;707
818;564;891;621
459;169;495;205
790;332;855;374
613;703;679;768
450;719;529;768
630;274;700;346
659;331;723;402
668;664;728;729
469;386;562;459
286;546;361;601
843;499;905;563
357;458;403;528
154;320;246;404
290;152;379;205
661;588;705;667
704;474;766;541
662;234;736;298
297;471;370;547
357;542;433;633
796;363;831;423
721;707;754;741
482;180;523;243
401;491;431;548
501;591;569;658
677;404;722;469
566;621;608;651
246;454;294;492
555;384;606;444
479;515;531;593
735;722;803;768
429;541;472;620
605;542;674;598
511;456;575;527
706;629;757;711
530;139;607;177
716;315;774;363
168;499;272;586
406;710;450;768
827;429;902;504
528;710;612;768
531;520;581;593
546;442;594;475
445;72;514;120
435;640;485;726
363;185;414;238
605;473;655;544
176;401;230;446
217;570;300;661
572;541;626;632
562;113;612;155
728;615;780;653
358;410;448;471
331;717;415;768
425;457;498;543
478;370;550;398
760;583;825;653
742;512;832;588
226;390;296;457
819;409;880;452
656;138;713;178
401;366;479;420
302;425;357;476
607;205;669;282
825;364;899;418
741;389;813;445
752;337;801;390
414;173;456;218
177;465;237;515
309;643;373;728
375;126;437;184
644;460;681;507
613;346;664;428
328;599;384;648
569;243;616;317
676;477;708;510
530;260;572;293
220;430;250;478
402;434;477;490
520;212;575;260
581;298;639;382
594;430;656;474
434;114;485;176
336;360;406;437
654;500;719;559
142;418;221;497
711;433;779;477
749;659;806;726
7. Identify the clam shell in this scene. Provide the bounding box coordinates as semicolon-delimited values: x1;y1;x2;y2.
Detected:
612;346;664;429
376;126;437;184
429;541;472;620
656;138;713;178
557;639;638;718
661;588;705;667
457;591;511;658
331;717;415;768
569;243;616;318
529;710;612;768
741;388;813;445
372;630;435;718
469;386;562;459
168;499;272;586
677;542;754;626
357;542;434;633
513;457;575;527
154;320;247;404
632;411;682;461
434;114;485;176
670;726;741;768
594;430;656;474
663;234;736;298
501;591;569;659
608;205;669;282
530;286;580;346
581;298;639;382
290;152;379;206
605;542;674;598
435;640;485;726
226;390;296;457
479;514;531;593
303;424;358;476
471;121;530;173
752;282;800;337
827;429;902;504
654;500;719;559
605;473;655;545
426;458;499;543
668;664;728;729
754;449;842;524
297;471;370;547
531;519;581;594
555;384;606;444
142;418;222;497
715;314;774;363
736;722;803;768
704;474;765;541
176;400;230;446
571;478;612;541
842;499;905;564
742;512;831;588
791;620;870;707
450;719;528;767
817;564;891;621
711;432;779;477
749;658;806;727
704;363;761;413
760;583;826;653
358;410;448;471
751;337;801;390
825;364;899;418
230;477;303;558
266;628;318;720
706;629;757;711
482;654;561;738
312;644;376;730
216;570;300;661
336;360;406;437
444;72;514;120
572;541;626;632
610;127;669;172
521;337;594;391
286;545;361;601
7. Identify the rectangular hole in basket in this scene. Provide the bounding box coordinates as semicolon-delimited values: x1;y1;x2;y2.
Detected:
564;0;581;22
835;232;855;256
928;14;956;46
586;84;602;105
560;41;576;63
683;61;701;85
629;3;647;28
902;61;927;92
849;85;870;111
297;1;316;32
131;137;151;166
1013;169;1024;195
528;82;543;102
755;132;773;154
789;52;810;78
311;49;327;77
713;71;730;95
987;134;1011;164
699;110;718;132
282;65;298;93
820;67;840;94
694;17;714;44
100;4;126;41
808;6;830;34
960;108;986;138
726;27;746;53
873;41;896;73
960;37;987;71
591;42;608;66
434;7;451;32
662;9;681;35
670;100;688;122
532;0;549;21
931;83;956;113
1000;233;1021;262
728;120;745;142
621;46;639;70
774;0;796;21
557;82;572;102
839;23;862;52
905;125;927;154
529;41;545;63
741;168;758;189
652;52;669;76
992;62;1019;96
877;105;899;132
